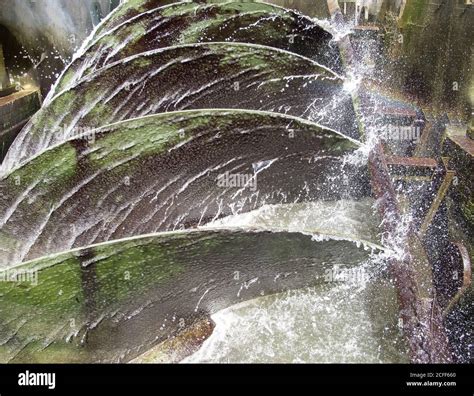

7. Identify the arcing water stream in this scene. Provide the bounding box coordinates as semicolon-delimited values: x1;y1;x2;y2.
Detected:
0;1;469;364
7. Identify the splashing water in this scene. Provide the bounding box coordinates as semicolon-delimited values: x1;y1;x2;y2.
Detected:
2;1;459;364
185;269;409;363
184;12;417;363
180;197;410;363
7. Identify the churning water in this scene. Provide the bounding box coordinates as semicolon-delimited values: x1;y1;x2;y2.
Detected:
183;199;409;363
185;280;409;363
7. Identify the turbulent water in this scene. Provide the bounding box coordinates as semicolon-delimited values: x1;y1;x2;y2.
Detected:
185;280;409;363
182;199;409;363
178;8;418;360
164;9;420;357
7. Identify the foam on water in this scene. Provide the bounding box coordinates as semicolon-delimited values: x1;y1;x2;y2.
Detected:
181;198;410;363
185;276;409;363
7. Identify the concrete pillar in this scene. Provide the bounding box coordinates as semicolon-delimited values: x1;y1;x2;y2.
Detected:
0;44;11;90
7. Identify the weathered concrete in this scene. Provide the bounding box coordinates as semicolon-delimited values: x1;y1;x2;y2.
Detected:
0;44;10;91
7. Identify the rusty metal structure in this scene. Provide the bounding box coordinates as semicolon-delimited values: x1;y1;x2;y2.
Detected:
326;0;473;363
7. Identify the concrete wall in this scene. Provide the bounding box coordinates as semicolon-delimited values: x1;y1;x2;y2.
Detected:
0;89;41;160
